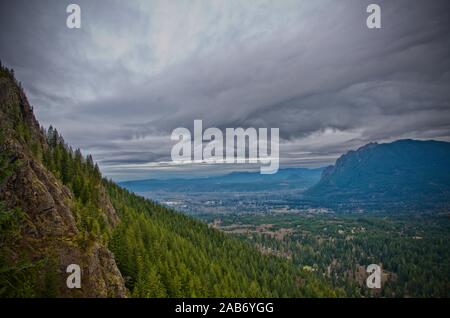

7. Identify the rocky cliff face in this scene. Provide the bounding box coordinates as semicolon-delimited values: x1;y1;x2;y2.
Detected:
0;67;126;297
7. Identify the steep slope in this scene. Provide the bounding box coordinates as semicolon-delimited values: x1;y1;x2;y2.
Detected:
305;140;450;209
0;65;126;297
0;64;340;297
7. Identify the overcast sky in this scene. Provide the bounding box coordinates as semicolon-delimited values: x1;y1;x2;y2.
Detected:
1;0;449;181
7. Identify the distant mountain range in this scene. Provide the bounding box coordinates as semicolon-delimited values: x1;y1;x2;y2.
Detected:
120;139;450;212
121;139;450;210
305;139;450;208
119;168;323;193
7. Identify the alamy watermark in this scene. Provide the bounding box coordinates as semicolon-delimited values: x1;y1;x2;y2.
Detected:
65;3;380;30
66;264;81;289
66;4;81;29
366;264;382;289
366;4;381;29
171;120;279;174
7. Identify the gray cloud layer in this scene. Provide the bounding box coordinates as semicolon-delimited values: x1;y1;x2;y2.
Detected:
1;0;449;180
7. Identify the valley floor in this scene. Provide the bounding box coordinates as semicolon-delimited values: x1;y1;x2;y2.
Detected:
197;211;450;297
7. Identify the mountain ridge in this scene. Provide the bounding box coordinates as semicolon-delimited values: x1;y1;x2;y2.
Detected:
119;167;324;193
305;139;450;209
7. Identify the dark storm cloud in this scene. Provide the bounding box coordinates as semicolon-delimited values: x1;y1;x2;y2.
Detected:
1;0;449;180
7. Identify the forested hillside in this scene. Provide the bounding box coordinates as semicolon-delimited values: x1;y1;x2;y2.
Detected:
0;63;340;297
105;182;341;297
205;212;450;297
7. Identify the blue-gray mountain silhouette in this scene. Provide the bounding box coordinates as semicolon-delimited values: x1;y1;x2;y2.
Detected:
305;139;450;207
120;168;323;193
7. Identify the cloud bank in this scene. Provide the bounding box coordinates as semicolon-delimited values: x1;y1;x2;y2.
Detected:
1;0;449;180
